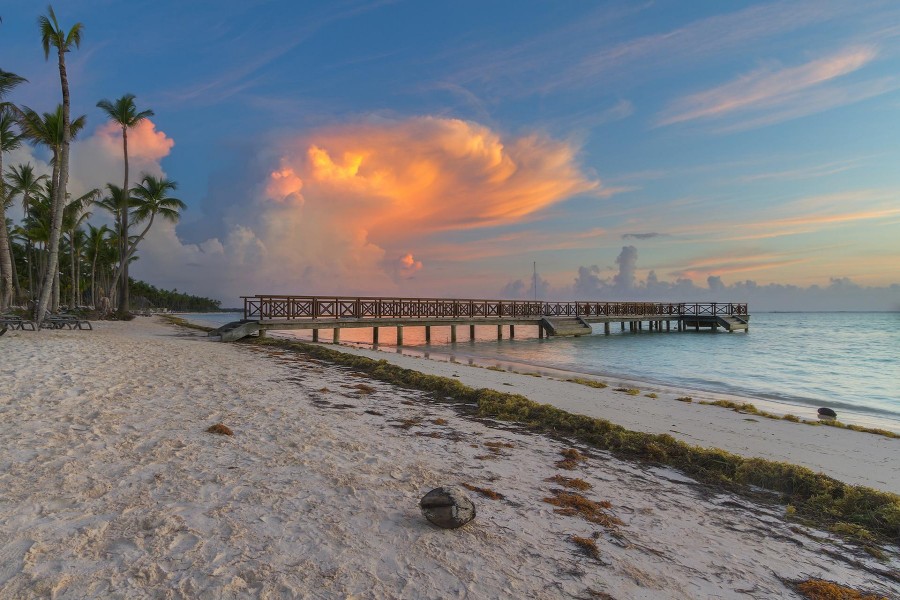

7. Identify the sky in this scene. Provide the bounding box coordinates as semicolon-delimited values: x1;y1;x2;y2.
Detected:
2;0;899;310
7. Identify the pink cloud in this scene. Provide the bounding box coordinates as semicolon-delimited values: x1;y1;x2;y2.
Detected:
95;119;175;161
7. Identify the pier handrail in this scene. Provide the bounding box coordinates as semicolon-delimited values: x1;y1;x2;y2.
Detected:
241;295;749;322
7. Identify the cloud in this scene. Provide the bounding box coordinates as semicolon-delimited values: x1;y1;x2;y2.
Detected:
657;46;891;129
132;116;599;302
622;232;665;240
564;246;899;310
70;118;175;195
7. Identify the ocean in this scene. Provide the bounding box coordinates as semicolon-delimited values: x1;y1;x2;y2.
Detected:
183;311;900;428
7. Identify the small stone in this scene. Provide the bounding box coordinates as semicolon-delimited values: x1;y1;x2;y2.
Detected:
817;407;837;418
420;486;476;529
206;423;234;436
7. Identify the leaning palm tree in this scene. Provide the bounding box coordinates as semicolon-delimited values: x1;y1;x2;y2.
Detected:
34;4;83;322
95;183;131;306
0;107;23;310
124;174;185;265
96;93;153;317
5;163;48;300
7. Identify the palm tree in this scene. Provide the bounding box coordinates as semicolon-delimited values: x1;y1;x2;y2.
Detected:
0;68;27;310
95;183;131;306
5;163;48;300
96;94;153;317
35;4;83;322
0;107;23;310
122;174;184;267
85;223;110;307
62;188;97;308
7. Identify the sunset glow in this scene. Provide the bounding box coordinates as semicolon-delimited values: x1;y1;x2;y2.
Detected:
2;1;898;309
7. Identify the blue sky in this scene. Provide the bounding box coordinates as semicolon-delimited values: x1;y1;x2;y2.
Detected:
2;1;899;308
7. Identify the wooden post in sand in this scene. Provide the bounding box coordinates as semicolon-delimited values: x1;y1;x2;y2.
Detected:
470;325;476;340
397;326;404;345
425;326;431;343
372;327;379;345
333;328;340;343
538;324;544;338
313;329;319;342
497;325;503;340
451;325;457;343
509;325;515;339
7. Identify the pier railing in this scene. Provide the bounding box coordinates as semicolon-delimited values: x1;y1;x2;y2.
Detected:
242;295;748;322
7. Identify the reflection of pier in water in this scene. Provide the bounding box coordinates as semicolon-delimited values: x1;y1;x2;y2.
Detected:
212;295;750;342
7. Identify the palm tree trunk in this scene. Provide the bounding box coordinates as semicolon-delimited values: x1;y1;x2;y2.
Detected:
36;48;71;323
69;229;76;308
9;240;21;303
118;127;130;316
91;249;97;308
0;150;13;311
25;194;34;301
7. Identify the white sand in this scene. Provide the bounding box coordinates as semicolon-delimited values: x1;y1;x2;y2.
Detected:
0;319;896;599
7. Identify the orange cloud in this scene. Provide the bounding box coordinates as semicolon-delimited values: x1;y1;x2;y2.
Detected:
274;116;599;236
223;116;599;293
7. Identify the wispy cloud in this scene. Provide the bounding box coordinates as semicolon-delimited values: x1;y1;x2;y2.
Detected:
657;46;898;130
623;232;667;240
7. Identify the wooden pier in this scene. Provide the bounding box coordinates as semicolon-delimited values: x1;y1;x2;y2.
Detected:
211;295;749;342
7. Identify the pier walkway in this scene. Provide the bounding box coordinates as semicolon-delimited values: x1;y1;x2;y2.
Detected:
212;295;749;342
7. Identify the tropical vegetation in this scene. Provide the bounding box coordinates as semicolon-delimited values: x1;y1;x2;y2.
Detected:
0;6;189;321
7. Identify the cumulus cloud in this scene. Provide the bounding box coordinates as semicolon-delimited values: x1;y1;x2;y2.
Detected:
133;116;600;302
70;118;175;196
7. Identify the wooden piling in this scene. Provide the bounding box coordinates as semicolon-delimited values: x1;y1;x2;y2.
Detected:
397;325;404;345
497;325;503;340
312;329;319;342
509;325;515;338
372;327;379;345
333;328;340;344
470;324;476;340
604;322;610;335
425;326;431;343
451;325;457;343
538;325;544;338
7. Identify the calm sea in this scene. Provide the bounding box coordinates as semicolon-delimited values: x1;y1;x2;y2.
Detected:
183;312;900;427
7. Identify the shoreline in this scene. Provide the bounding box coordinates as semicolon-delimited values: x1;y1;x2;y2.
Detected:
267;336;899;494
333;336;900;434
2;318;897;598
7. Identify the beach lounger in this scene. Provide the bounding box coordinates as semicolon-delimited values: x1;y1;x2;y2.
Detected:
40;315;93;330
0;315;37;331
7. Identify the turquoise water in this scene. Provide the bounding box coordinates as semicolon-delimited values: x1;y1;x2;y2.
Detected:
184;312;900;426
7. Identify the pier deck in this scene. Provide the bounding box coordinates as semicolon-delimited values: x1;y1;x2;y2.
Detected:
212;296;749;342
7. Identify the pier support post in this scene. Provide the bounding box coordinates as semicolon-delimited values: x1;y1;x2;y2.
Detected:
397;326;404;345
538;324;544;339
470;325;476;340
372;327;379;345
497;325;503;340
425;326;431;343
621;322;625;332
604;322;610;335
312;329;319;342
695;322;699;332
509;325;515;339
666;321;670;332
333;328;340;344
451;325;457;343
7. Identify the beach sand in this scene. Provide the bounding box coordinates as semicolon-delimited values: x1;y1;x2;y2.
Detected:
1;318;896;599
